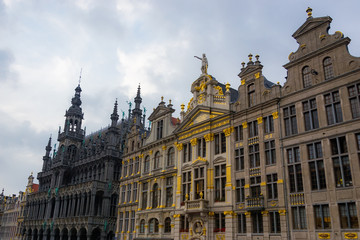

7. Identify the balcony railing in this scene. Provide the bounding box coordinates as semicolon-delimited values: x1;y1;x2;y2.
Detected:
246;195;264;211
289;193;305;205
184;199;208;213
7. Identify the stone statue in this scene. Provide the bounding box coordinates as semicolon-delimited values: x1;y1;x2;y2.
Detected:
194;53;208;74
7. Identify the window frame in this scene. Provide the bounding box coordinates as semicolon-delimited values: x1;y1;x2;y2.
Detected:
303;98;319;131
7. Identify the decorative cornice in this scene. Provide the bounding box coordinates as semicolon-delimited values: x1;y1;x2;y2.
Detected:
223;126;234;137
204;133;214;142
190;138;198;146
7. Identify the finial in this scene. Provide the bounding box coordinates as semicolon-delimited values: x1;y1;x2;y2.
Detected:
306;7;312;18
181;104;185;111
78;68;82;85
31;172;33;175
241;62;245;68
161;96;164;102
255;54;259;61
248;54;253;62
225;82;230;91
169;99;172;105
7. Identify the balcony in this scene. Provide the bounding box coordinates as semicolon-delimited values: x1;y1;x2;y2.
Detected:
246;195;264;211
184;199;209;213
289;193;304;205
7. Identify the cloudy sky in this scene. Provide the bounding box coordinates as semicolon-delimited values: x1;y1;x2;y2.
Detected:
1;0;360;195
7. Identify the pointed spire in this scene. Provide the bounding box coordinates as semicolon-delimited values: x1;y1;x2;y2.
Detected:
45;135;52;157
111;99;119;127
132;84;143;125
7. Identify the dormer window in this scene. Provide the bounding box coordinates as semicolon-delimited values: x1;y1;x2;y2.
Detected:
302;66;312;88
156;120;163;140
248;84;255;107
323;57;334;80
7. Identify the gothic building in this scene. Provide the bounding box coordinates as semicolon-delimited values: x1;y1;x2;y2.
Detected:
21;83;146;240
115;8;360;240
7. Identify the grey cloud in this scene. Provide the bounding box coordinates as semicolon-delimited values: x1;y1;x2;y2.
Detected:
0;49;16;82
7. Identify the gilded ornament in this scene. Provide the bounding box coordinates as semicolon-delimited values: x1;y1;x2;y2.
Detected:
190;138;198;146
242;122;248;129
272;111;278;119
257;117;263;124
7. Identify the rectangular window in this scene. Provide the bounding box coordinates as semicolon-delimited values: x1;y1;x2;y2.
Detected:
194;167;204;199
287;147;303;193
237;213;246;234
215;164;226;202
123;163;128;178
252;212;263;233
235;147;244;171
303;98;319;131
182;171;191;202
264;115;274;134
234;125;243;141
314;204;331;229
267;174;278;200
133;182;138;202
119;212;123;232
292;206;307;229
130;211;135;232
249;144;260;168
331;136;352;188
166;177;173;207
127;184;132;203
183;143;192;163
156;120;163;140
214;213;226;232
141;182;148;210
339;202;359;229
180;215;189;232
236;179;245;203
265;140;276;165
197;138;206;158
121;185;126;203
134;157;139;174
283;105;298;136
348;83;360;119
125;211;129;232
307;142;326;190
250;176;261;197
270;211;281;233
215;133;226;154
325;91;343;125
248;120;258;138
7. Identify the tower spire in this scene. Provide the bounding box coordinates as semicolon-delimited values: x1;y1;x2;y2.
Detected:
132;84;143;125
111;99;119;127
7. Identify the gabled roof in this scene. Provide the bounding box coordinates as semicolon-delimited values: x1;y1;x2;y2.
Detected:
292;16;332;39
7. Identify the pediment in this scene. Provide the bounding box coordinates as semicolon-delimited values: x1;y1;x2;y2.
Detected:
213;156;226;164
148;105;175;121
292;16;332;39
191;157;208;167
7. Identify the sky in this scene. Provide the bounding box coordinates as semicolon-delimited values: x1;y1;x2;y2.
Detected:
1;0;360;196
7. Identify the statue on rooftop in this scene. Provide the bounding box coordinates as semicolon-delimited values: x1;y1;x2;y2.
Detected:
194;53;208;75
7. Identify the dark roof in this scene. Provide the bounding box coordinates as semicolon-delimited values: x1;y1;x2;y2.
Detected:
264;77;276;89
218;82;239;103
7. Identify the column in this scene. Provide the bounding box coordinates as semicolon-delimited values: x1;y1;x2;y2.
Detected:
173;214;181;240
224;211;235;240
223;127;234;203
190;138;197;200
147;180;151;209
138;183;143;210
53;197;60;218
89;193;96;216
174;143;183;208
160;176;166;208
162;145;167;169
77;194;83;216
204;133;214;201
261;211;270;239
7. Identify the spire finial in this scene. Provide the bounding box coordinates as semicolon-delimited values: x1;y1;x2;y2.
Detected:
248;53;253;62
306;7;312;18
161;96;164;102
78;68;82;85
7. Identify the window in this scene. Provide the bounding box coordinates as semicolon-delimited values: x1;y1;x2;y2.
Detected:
283;105;298;136
237;213;246;234
248;84;255;107
249;144;260;168
357;133;360;162
110;194;118;217
130;211;135;232
263;115;274;134
123;162;128;177
164;217;171;233
125;211;129;232
149;218;159;233
267;174;278;200
252;212;263;233
234;125;243;141
144;156;150;173
132;182;138;202
215;164;226;202
152;183;159;209
182;171;191;202
235;148;244;171
303;99;319;131
270;211;281;233
236;179;245;203
127;184;132;203
265;140;276;165
287;147;303;193
248;120;258;138
167;147;175;167
154;151;161;169
339;202;359;229
325;91;343;125
183;143;192;163
166;177;173;207
307;142;326;190
128;159;133;176
348;83;360;119
323;57;334;80
135;157;139;174
197;138;206;158
140;219;145;233
121;185;126;203
156;120;163;140
214;132;226;155
302;66;312;88
292;206;307;229
194;167;204;199
314;204;331;229
141;182;148;210
331;136;352;187
214;213;226;232
250;176;261;197
180;215;189;232
119;212;124;232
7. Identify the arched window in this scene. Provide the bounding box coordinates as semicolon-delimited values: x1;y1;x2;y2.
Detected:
149;218;159;233
140;219;145;233
152;183;159;208
302;66;312;88
167;147;175;166
154;151;161;169
144;156;150;173
248;84;255;107
164;217;171;233
323;57;334;80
